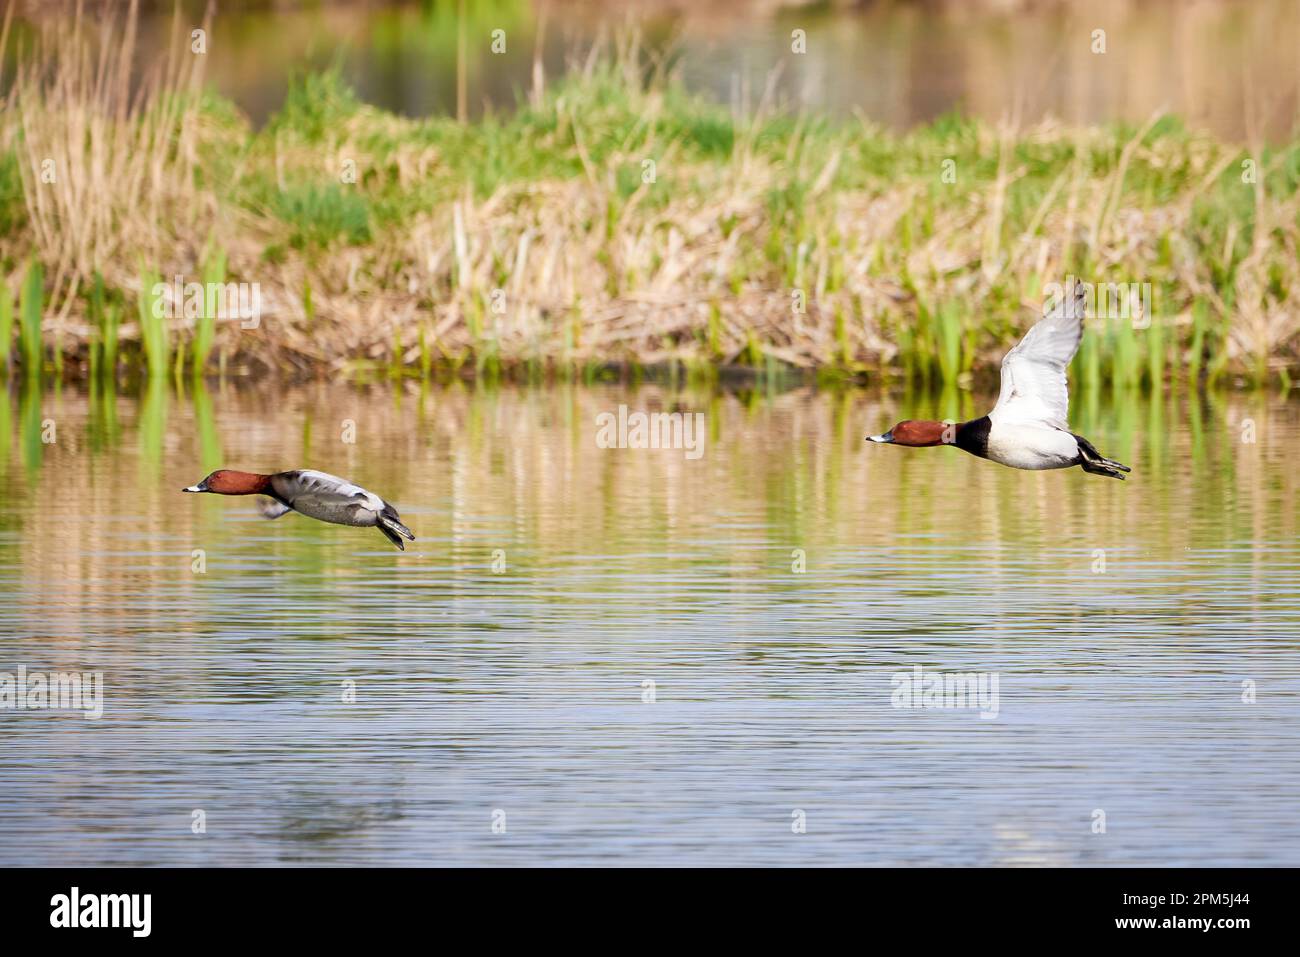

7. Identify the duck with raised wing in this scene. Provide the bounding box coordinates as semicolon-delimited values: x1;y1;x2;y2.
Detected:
182;469;416;549
867;283;1131;479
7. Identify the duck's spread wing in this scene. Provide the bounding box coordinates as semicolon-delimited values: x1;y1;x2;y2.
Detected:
990;287;1085;429
273;470;383;513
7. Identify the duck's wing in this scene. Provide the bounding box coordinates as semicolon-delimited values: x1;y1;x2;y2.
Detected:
990;284;1086;430
272;470;384;512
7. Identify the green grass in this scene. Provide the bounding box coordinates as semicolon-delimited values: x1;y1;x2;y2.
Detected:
271;184;371;250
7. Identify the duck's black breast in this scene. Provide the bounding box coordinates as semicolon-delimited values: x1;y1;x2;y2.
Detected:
954;416;992;459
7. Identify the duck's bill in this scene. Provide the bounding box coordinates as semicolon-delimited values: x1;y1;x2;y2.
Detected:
866;431;894;444
182;481;208;493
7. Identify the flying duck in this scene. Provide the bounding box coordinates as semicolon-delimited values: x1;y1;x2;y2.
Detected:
183;469;416;549
868;282;1131;479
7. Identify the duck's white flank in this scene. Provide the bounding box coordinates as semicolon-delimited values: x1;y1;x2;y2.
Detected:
986;422;1081;470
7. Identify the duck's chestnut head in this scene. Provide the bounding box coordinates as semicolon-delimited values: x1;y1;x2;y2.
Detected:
866;420;950;447
182;470;269;494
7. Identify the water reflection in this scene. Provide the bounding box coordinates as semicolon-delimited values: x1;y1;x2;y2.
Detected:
15;0;1287;139
0;380;1298;865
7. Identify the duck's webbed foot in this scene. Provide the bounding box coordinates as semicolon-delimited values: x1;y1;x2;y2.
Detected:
378;523;407;550
1074;434;1132;480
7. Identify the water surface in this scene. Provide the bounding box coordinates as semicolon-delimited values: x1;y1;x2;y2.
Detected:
17;0;1297;139
0;382;1297;865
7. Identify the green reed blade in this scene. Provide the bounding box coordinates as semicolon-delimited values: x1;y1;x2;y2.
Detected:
195;250;225;376
935;300;961;386
1146;314;1165;388
0;274;12;373
138;267;168;378
18;259;43;378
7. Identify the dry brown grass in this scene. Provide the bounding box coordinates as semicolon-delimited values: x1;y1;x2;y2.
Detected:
6;1;218;331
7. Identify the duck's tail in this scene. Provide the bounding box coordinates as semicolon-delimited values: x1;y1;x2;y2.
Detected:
377;504;415;551
1074;434;1132;480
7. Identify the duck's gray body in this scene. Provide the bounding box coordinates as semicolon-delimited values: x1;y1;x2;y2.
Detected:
265;470;414;549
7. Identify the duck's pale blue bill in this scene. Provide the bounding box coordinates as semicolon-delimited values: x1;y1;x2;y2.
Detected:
867;431;894;444
182;481;208;492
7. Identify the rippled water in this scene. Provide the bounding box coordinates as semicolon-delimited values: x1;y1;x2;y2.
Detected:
1;381;1298;866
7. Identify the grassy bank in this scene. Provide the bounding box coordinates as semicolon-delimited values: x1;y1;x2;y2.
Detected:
0;10;1298;389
